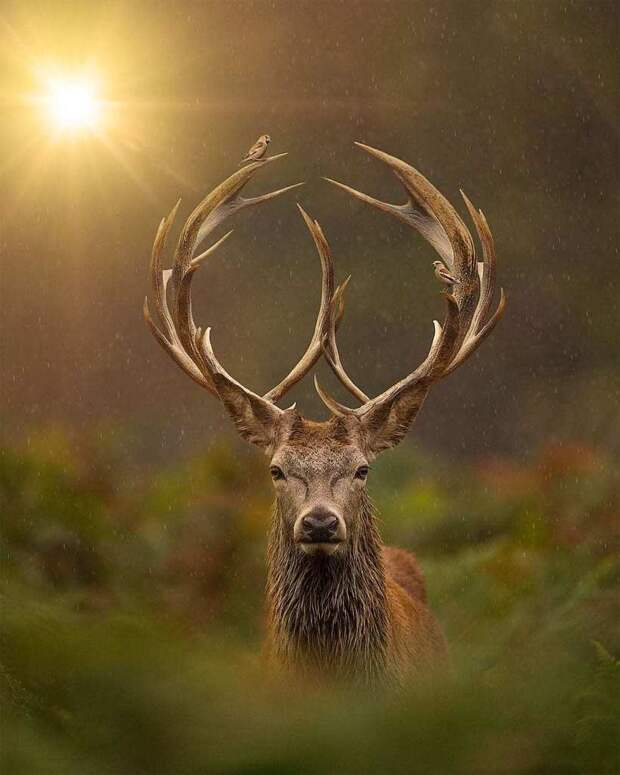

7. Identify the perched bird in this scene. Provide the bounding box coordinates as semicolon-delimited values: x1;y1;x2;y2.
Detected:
240;134;271;164
433;260;460;289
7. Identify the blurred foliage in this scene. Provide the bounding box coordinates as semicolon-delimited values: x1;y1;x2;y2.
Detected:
1;425;619;774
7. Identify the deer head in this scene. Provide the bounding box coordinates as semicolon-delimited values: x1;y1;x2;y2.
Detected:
144;143;505;559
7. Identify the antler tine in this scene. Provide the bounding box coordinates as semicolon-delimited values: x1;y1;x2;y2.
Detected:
145;154;311;404
351;142;475;274
322;276;370;404
444;191;506;375
190;153;291;258
263;205;335;403
324;175;450;271
146;153;351;410
174;232;234;381
327;143;479;349
170;153;301;302
315;143;504;420
144;198;218;393
357;293;461;414
314;291;461;423
144;297;215;391
148;199;181;344
171;156;302;391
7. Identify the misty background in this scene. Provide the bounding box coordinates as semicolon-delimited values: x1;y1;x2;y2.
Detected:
3;0;618;464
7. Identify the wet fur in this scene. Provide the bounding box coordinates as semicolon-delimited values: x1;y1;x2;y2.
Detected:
212;406;448;684
266;484;447;685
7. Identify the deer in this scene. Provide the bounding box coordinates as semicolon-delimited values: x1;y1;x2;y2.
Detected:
144;143;506;685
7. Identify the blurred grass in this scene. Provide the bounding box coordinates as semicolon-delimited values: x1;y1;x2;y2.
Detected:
1;426;619;774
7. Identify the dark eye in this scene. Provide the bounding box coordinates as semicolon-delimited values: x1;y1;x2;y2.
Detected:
355;466;369;480
270;465;285;481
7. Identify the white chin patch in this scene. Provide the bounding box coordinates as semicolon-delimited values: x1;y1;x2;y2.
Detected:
300;542;341;556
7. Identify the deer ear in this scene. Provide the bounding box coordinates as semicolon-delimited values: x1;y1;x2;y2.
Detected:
211;373;282;451
359;388;428;454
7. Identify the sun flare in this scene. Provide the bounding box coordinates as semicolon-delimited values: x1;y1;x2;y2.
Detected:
44;75;103;132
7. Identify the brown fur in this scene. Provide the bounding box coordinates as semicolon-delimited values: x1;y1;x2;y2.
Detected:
265;540;447;686
262;416;448;686
383;546;428;603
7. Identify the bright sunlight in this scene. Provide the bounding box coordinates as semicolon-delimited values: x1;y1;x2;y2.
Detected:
44;75;103;132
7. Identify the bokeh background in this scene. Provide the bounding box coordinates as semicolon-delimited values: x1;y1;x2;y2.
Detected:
1;2;619;773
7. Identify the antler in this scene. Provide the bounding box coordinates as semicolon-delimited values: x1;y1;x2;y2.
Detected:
144;154;337;413
316;142;506;442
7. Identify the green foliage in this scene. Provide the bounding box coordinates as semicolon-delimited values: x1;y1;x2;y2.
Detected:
1;428;619;774
574;642;620;771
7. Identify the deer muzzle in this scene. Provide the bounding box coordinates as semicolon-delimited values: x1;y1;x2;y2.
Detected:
295;507;346;555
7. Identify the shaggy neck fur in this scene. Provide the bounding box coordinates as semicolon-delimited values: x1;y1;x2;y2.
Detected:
267;491;390;683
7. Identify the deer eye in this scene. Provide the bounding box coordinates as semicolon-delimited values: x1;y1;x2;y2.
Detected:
355;466;369;480
270;465;285;481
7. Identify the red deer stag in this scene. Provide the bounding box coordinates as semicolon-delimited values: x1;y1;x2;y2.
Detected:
144;144;506;685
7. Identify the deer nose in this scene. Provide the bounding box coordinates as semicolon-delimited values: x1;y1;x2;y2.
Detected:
301;509;340;543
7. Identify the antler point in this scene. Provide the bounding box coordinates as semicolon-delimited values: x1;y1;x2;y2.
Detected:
263;152;289;164
354;141;379;154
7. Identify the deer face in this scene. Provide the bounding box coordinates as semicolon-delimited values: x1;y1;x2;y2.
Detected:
268;418;370;557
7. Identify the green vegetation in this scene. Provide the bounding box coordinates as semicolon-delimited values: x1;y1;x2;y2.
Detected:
1;427;619;774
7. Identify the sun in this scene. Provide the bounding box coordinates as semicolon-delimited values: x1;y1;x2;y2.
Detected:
44;75;103;133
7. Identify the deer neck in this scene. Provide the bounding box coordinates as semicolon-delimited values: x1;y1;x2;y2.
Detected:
267;493;390;681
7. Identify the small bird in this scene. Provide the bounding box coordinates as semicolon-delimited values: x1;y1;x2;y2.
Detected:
433;260;460;289
240;134;271;165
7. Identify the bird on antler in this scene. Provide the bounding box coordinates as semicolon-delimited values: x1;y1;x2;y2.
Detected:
433;260;460;289
240;134;271;165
